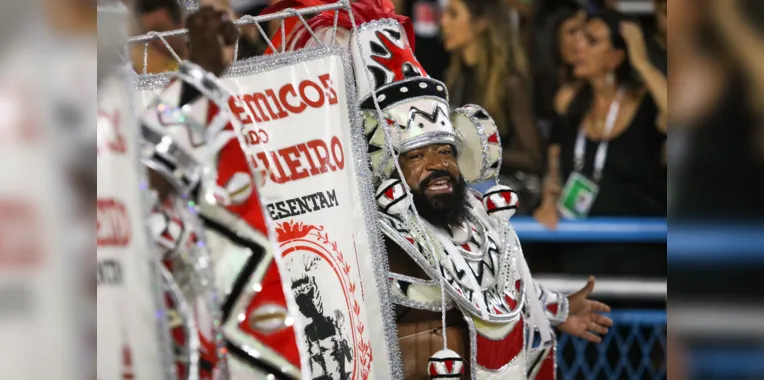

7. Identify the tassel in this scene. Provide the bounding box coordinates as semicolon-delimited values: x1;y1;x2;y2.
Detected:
482;184;519;221
428;348;464;379
375;179;410;215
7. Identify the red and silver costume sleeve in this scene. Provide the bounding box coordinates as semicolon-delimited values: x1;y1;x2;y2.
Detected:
534;280;570;326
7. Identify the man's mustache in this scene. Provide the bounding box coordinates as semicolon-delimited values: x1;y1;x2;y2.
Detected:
419;170;456;190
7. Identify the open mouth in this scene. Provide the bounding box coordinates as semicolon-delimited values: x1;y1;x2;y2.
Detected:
426;177;453;195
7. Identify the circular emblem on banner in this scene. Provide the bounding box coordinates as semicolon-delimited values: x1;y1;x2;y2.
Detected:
276;221;372;380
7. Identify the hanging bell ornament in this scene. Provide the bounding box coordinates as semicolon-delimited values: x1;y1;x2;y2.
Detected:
482;184;519;220
428;348;465;379
375;179;410;215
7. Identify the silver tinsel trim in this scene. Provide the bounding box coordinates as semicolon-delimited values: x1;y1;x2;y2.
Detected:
452;105;494;183
464;316;479;380
390;292;454;312
551;289;570;326
339;44;405;379
160;264;201;380
184;200;229;379
388;273;455;312
388;272;438;287
465;315;526;379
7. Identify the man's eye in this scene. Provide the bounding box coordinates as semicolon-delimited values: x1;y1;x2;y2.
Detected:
440;149;453;156
409;153;423;160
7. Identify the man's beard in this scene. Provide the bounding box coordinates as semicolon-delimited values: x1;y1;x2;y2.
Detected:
411;170;470;230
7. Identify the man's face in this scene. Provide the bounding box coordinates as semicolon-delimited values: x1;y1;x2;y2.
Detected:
398;144;468;228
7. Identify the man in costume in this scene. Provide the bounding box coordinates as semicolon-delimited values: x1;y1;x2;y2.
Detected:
135;5;308;379
262;0;613;378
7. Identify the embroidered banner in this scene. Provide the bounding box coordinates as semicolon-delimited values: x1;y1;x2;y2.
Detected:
226;49;395;380
136;47;399;380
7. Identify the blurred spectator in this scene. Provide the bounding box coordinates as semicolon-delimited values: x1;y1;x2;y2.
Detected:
535;10;667;228
531;0;586;136
129;0;188;73
396;0;449;81
223;0;274;59
440;0;542;214
646;0;666;76
506;0;534;67
579;0;616;15
668;0;764;218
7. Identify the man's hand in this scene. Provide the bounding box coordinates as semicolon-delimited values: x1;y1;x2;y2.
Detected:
557;276;613;343
187;6;239;76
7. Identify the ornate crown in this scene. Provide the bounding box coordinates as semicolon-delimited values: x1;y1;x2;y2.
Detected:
351;19;462;178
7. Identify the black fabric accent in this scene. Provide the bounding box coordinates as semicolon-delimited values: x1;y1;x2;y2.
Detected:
179;82;203;108
473;109;489;119
360;78;447;110
385;29;401;41
382;196;406;214
225;339;296;380
370;40;387;56
150;153;192;187
528;347;547;375
199;358;214;373
397;280;411;296
402;63;420;79
409;105;447;124
369;66;388;90
200;214;266;321
488;205;517;213
151;152;177;172
482;189;512;198
368;143;383;154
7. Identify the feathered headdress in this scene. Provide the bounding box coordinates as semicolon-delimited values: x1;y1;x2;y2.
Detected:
261;0;414;53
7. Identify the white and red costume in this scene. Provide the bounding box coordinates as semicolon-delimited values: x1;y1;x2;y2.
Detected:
139;61;308;380
261;1;570;378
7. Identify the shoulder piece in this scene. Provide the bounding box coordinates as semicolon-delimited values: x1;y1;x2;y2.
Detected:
377;211;525;323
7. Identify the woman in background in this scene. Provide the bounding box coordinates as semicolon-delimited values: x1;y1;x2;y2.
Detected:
532;0;586;136
441;0;543;213
533;10;667;277
667;0;764;218
535;10;667;227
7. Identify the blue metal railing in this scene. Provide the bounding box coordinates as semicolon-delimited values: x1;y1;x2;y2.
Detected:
477;197;764;378
689;347;764;376
558;310;667;380
511;216;667;243
669;225;764;264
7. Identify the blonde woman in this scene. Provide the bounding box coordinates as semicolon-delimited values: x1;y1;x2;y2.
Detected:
441;0;543;213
